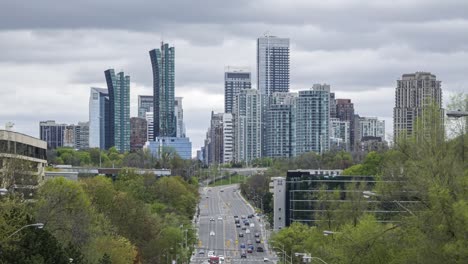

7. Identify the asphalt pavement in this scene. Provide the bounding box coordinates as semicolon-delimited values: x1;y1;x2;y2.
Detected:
191;184;276;264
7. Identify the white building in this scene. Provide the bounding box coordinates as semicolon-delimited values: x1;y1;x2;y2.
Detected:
359;117;385;140
145;111;154;142
174;97;186;138
257;35;290;96
234;89;263;163
330;118;350;151
269;177;286;231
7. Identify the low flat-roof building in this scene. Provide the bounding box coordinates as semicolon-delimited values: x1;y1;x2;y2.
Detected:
0;129;47;197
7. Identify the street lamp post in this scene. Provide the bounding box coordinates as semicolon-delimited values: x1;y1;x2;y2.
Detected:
3;223;44;241
446;110;468;163
362;191;415;216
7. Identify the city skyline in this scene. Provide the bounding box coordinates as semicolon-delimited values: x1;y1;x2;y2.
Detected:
1;1;467;156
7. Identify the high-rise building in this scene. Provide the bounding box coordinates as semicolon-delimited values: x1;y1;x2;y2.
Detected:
89;87;110;149
63;125;75;148
265;93;298;158
330;118;350;151
203;112;234;164
224;67;252;113
75;122;89;150
234;89;263;163
336;99;356;150
105;69;131;153
174;97;186;138
295;86;330;155
39;120;67;149
130;117;147;152
393;72;443;140
358;117;385;141
150;43;176;138
330;92;336;118
138;95;154;119
257;35;290;96
145;111;154;142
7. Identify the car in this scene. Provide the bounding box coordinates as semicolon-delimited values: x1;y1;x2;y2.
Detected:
206;196;209;198
247;248;253;253
244;221;250;226
210;231;215;236
198;249;205;255
235;219;240;224
220;189;224;192
240;252;247;258
254;232;260;237
234;215;239;219
249;214;255;218
241;226;247;230
246;229;251;234
238;233;244;237
218;216;223;221
210;218;215;222
236;223;241;228
218;255;225;261
241;215;246;219
247;214;253;219
207;251;215;257
255;238;261;243
257;247;264;252
250;223;255;228
240;243;245;249
263;257;269;262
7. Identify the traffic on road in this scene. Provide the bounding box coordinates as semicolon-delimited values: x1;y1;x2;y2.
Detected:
191;184;274;264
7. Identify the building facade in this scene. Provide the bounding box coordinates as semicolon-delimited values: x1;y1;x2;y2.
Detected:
358;117;385;141
330;118;350;151
257;35;290;96
336;99;355;150
130;117;147;152
138;95;154;119
74;122;89;150
145;111;154;142
144;137;192;160
265;104;295;158
105;69;131;152
174;97;186;138
295;86;330;155
150;42;176;138
203;112;234;165
89;87;110;149
224;67;252;113
393;72;443;140
0;130;47;197
39;120;67;149
234;89;263;163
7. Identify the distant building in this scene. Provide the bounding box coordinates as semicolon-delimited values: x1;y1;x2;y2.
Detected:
89;87;110;150
224;67;252;113
393;72;444;140
63;125;76;148
257;35;290;96
74;122;89;150
265;104;295;158
130;117;147;152
295;85;330;155
175;97;186;138
150;42;176;138
234;89;263;163
359;136;389;152
138;95;154;119
358;117;385;142
336;99;355;150
330;118;350;151
39;120;67;149
145;111;154;142
0;129;47;197
144;137;192;160
105;69;131;152
204;112;234;164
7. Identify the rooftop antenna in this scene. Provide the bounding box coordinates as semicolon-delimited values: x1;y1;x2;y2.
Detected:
264;30;270;37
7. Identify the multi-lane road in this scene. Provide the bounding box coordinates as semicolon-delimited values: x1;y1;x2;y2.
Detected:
191;184;276;264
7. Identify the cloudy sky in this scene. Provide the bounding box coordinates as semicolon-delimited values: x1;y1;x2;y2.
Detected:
1;0;467;155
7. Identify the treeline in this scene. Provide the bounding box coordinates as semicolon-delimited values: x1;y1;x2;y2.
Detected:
0;170;199;264
48;147;201;178
269;106;468;264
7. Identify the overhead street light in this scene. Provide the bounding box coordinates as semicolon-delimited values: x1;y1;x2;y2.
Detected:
4;223;45;241
446;110;468;162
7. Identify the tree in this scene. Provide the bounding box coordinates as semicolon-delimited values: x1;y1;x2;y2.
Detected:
98;254;112;264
